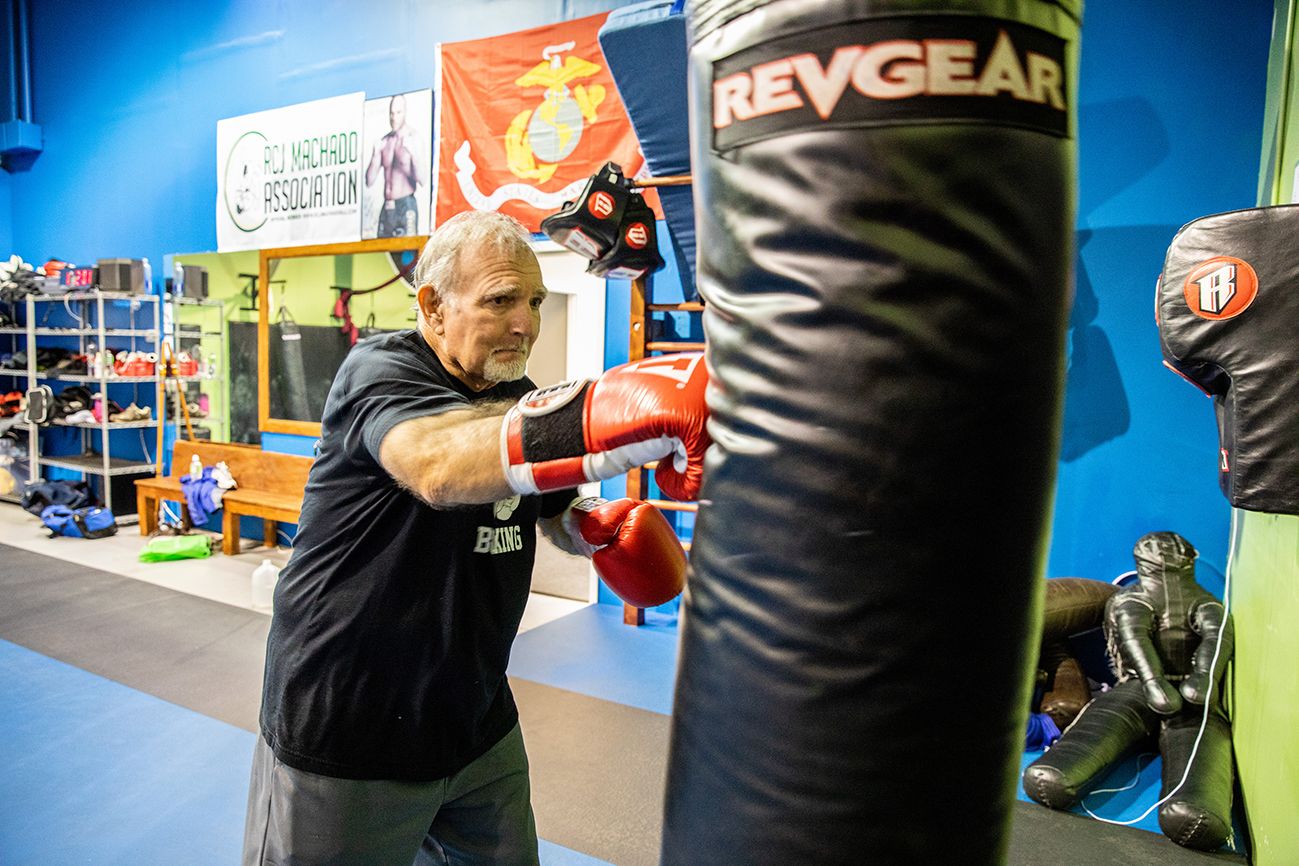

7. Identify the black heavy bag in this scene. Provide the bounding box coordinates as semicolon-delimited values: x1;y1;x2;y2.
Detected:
665;1;1081;863
275;306;312;422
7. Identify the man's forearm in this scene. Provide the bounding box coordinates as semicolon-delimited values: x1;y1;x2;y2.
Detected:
379;403;514;507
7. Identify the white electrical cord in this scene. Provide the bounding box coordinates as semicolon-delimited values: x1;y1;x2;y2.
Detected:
1081;508;1238;826
134;428;155;465
63;294;83;326
1084;752;1158;800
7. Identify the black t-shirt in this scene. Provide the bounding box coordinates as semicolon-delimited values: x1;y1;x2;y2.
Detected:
259;330;573;780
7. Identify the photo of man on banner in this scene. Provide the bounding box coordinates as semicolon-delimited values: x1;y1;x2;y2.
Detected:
363;88;433;239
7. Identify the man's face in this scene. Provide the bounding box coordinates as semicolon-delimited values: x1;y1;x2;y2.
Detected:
389;97;406;131
428;244;545;391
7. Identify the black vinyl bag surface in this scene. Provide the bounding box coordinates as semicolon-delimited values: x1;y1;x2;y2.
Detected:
664;1;1082;863
1157;204;1299;515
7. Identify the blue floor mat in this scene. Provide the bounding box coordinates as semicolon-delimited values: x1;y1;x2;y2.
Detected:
0;639;612;865
509;603;679;716
538;839;612;865
0;638;257;864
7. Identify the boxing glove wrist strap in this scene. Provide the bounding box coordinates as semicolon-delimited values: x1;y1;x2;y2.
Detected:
501;378;679;495
514;381;591;462
500;379;590;495
561;495;606;557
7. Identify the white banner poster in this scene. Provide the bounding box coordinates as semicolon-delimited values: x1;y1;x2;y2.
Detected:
216;92;365;252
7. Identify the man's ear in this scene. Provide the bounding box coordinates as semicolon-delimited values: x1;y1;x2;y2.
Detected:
417;284;443;331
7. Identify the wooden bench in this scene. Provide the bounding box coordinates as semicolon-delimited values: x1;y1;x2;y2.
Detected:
134;440;313;555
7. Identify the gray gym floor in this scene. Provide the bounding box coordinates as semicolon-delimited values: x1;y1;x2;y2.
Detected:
0;543;1244;865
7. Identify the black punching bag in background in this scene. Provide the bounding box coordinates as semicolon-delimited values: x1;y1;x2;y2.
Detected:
664;2;1081;863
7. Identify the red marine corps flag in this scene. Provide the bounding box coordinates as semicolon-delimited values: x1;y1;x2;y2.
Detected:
435;13;657;232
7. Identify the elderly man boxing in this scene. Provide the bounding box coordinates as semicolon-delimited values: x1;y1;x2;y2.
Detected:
243;210;709;866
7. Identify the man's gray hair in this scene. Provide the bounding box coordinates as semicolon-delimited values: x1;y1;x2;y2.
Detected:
414;210;534;305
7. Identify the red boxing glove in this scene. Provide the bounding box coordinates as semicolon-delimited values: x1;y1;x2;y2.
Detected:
568;497;687;608
501;352;710;501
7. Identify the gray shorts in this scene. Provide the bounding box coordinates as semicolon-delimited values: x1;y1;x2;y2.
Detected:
242;724;539;866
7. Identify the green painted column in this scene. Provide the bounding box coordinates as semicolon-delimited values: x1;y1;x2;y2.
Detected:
1235;5;1299;863
1228;511;1299;866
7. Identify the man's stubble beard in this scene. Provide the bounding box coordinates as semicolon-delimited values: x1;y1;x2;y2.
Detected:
482;350;529;384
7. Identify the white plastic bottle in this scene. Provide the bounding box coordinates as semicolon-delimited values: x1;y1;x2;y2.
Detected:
251;559;280;613
189;453;202;480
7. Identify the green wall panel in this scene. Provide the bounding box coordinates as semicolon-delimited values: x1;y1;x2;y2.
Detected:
1229;511;1299;866
1238;5;1299;862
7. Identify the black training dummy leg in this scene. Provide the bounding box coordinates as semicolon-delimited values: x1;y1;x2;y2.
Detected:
1023;679;1159;809
1157;709;1234;851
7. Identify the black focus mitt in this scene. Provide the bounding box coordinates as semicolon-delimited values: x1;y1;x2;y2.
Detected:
586;191;665;280
540;162;631;260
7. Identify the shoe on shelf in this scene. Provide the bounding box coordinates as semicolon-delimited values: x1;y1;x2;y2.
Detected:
63;409;97;425
186;401;208;419
110;403;152;422
92;396;124;422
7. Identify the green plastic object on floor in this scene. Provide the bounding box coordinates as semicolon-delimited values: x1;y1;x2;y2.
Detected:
139;535;213;562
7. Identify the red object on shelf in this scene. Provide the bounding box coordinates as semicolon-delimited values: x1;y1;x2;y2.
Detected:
41;259;70;278
174;354;198;377
114;354;156;377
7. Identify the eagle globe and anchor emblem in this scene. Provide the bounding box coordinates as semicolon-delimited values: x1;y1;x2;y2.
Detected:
506;41;606;182
454;41;609;210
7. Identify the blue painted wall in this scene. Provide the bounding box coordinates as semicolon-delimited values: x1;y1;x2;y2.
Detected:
4;0;637;266
1049;0;1272;589
1;0;1277;596
604;1;1273;593
0;172;11;253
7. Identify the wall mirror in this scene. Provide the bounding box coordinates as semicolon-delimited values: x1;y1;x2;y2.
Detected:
258;237;426;437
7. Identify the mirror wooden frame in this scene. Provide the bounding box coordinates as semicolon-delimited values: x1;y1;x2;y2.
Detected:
258;236;427;437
